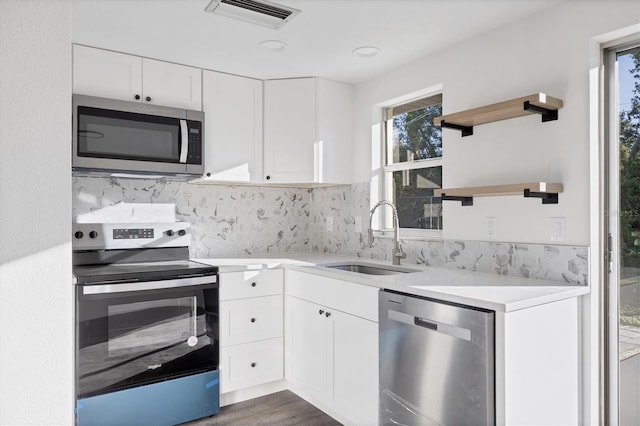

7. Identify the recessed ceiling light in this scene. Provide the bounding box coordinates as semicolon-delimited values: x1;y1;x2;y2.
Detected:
352;46;380;58
259;40;288;52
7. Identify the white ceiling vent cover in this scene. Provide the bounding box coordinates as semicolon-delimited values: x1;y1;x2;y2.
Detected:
204;0;300;30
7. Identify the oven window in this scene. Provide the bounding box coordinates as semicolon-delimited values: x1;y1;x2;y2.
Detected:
77;106;180;162
108;297;196;356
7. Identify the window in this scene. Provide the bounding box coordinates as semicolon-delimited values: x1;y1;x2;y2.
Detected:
382;93;443;233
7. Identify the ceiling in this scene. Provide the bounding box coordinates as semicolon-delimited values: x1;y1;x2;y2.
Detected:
70;0;563;85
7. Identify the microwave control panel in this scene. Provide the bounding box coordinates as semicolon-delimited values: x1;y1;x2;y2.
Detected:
187;122;202;165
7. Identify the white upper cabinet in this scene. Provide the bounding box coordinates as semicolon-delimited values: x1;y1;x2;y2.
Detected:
202;70;263;182
142;58;202;110
72;45;202;110
263;78;353;184
73;45;142;102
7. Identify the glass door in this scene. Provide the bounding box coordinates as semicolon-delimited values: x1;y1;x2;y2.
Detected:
607;43;640;426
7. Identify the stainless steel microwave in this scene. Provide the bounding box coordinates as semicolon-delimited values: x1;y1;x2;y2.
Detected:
72;95;204;178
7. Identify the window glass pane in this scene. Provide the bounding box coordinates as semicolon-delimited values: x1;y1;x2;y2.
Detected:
617;48;640;426
389;166;442;230
389;101;442;164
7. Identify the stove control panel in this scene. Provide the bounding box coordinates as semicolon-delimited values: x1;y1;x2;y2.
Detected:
72;223;190;251
113;228;154;239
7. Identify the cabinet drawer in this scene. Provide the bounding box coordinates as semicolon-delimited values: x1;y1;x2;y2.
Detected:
220;269;283;301
220;338;283;393
286;269;379;322
220;295;283;346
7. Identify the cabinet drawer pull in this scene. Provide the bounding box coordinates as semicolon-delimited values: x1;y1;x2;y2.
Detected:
318;309;324;315
325;311;331;317
251;362;256;368
250;317;256;323
134;94;140;100
251;282;257;287
145;96;151;102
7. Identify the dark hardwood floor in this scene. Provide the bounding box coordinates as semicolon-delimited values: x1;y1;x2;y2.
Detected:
185;390;342;426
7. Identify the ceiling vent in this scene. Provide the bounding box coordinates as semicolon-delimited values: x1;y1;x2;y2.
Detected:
204;0;300;30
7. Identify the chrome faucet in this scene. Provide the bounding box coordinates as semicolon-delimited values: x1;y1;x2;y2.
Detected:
368;200;406;265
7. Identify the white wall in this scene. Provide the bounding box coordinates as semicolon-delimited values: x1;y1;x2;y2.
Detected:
353;0;640;246
0;1;73;424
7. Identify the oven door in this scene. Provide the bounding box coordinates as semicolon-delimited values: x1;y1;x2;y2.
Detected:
76;276;218;399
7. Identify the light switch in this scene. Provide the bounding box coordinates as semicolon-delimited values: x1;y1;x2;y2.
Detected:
550;217;565;242
485;217;496;240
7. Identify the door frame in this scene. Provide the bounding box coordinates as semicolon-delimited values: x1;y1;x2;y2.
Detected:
603;37;640;426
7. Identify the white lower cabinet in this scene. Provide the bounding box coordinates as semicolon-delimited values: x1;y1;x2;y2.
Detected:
285;270;379;425
220;295;282;346
220;338;283;393
331;309;378;424
219;269;284;396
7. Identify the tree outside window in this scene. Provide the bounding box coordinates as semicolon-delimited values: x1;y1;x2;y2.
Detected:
384;94;443;231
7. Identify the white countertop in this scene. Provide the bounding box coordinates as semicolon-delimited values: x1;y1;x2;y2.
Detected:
194;252;590;313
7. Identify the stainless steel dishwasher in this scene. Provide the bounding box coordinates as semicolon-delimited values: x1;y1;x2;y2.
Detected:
379;290;495;425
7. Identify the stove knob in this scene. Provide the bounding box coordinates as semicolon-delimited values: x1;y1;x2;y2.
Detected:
89;231;98;239
178;230;186;236
74;231;84;239
166;230;175;237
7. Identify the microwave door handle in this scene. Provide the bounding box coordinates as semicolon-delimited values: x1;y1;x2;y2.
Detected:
179;120;188;163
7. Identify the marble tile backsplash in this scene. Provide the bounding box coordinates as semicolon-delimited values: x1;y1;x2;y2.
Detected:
73;177;310;257
73;178;588;285
310;183;589;285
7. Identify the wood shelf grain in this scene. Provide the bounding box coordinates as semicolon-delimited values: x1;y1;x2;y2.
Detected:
435;182;563;206
434;93;563;132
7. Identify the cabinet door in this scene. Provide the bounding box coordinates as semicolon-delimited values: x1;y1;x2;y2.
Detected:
331;310;379;425
317;79;353;184
202;71;263;182
73;45;142;102
142;58;202;110
263;78;316;183
287;296;328;400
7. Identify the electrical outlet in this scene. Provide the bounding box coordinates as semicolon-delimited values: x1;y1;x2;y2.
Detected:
485;217;497;240
354;216;362;233
550;217;565;242
326;216;334;232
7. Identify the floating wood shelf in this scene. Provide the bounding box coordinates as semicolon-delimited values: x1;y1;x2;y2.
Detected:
435;182;563;206
434;93;563;137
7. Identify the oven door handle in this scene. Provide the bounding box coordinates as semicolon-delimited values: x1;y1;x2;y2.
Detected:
81;275;217;295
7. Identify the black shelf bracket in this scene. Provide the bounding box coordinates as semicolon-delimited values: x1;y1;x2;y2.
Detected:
523;101;558;122
523;189;559;204
440;120;474;137
440;193;474;206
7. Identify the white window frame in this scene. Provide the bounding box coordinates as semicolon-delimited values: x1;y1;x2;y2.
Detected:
375;86;444;240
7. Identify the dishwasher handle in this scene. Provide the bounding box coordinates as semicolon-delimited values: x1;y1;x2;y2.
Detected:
414;317;438;331
387;309;472;342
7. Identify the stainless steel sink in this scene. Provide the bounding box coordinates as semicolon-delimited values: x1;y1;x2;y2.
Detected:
321;262;419;275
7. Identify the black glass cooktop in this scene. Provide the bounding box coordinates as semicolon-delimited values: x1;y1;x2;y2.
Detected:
73;260;218;285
